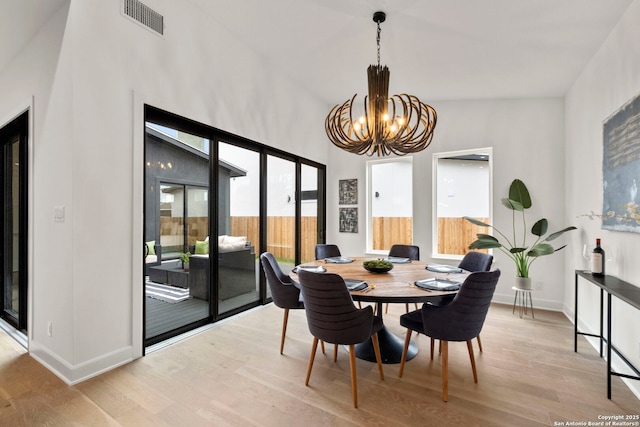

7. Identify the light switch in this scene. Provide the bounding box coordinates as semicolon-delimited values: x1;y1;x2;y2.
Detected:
54;206;65;222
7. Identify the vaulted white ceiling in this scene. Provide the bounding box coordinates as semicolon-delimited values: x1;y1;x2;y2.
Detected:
3;0;635;106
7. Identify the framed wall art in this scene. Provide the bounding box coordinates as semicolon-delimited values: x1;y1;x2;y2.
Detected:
339;179;358;205
602;92;640;233
339;207;358;233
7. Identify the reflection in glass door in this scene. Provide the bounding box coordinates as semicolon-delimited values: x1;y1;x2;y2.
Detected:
218;142;260;314
1;112;28;332
159;183;184;259
267;155;296;273
144;121;211;345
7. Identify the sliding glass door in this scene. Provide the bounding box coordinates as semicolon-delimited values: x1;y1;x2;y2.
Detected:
217;141;261;314
1;111;28;332
144;122;211;345
143;105;325;347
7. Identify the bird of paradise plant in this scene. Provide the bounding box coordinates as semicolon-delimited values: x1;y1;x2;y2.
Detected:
464;179;577;278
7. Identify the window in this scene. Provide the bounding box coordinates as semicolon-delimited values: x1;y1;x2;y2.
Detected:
366;157;413;254
143;105;326;346
432;148;492;260
300;163;322;263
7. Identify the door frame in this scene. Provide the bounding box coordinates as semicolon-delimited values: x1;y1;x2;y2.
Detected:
0;108;29;336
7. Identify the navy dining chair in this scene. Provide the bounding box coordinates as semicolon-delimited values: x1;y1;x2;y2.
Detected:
399;269;501;401
297;269;384;408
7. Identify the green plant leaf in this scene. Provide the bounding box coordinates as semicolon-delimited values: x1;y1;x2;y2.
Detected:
501;198;524;211
509;179;531;209
475;233;497;240
468;235;502;250
528;243;554;257
544;226;578;241
531;218;548;236
509;247;527;254
464;216;490;227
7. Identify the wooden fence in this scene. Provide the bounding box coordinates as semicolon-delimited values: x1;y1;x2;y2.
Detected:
437;217;489;255
372;217;413;250
231;216;317;261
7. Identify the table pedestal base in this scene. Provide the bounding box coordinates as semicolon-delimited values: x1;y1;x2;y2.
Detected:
355;326;418;364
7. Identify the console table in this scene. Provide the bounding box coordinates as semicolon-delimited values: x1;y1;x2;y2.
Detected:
574;270;640;398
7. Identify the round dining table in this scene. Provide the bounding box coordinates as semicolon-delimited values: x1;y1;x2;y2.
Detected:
289;257;469;364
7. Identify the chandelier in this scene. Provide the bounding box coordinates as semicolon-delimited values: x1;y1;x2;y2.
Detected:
325;11;437;157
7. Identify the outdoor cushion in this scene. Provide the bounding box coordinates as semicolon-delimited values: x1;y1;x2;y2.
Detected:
195;240;208;254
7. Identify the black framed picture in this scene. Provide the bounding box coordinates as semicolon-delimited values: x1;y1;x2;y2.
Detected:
339;179;357;205
339;207;358;233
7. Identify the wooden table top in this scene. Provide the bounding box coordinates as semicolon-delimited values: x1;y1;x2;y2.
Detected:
290;258;468;304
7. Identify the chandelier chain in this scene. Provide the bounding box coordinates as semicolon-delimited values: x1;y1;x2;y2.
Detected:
376;21;381;67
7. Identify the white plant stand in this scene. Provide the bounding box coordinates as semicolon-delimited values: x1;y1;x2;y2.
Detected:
512;286;535;318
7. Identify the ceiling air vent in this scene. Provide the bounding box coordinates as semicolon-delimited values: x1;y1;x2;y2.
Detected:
122;0;164;36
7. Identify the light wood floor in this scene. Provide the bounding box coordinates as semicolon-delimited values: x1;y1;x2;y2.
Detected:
1;303;638;426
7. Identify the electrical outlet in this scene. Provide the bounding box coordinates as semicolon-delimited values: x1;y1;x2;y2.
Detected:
47;321;52;337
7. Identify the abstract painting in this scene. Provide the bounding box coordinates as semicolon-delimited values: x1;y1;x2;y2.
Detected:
602;92;640;233
339;179;358;205
339;207;358;233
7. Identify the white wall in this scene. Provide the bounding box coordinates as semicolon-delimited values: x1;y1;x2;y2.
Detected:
565;0;640;398
0;0;75;369
1;0;328;384
328;97;568;308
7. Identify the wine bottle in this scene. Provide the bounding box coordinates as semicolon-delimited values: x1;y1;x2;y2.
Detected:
591;238;605;276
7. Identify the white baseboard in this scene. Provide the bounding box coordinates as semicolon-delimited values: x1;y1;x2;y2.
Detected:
492;290;564;312
29;341;135;385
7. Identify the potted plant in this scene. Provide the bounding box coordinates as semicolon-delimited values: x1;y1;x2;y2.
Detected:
464;179;577;289
180;252;191;271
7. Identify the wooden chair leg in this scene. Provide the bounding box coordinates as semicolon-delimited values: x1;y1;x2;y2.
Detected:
476;335;483;352
441;340;448;402
348;344;358;408
430;337;435;360
385;303;389;314
305;337;319;386
280;309;289;354
371;332;384;380
467;340;478;383
399;329;412;377
333;343;339;362
320;340;325;354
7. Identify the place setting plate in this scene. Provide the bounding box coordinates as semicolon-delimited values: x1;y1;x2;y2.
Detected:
325;256;354;264
292;265;327;273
